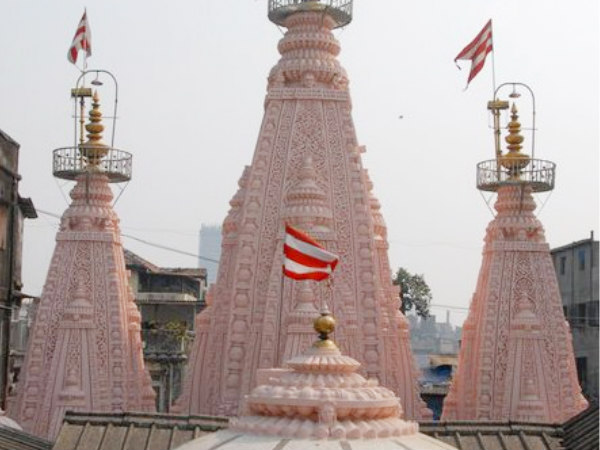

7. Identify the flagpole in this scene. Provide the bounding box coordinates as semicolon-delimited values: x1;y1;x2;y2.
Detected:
275;244;285;366
490;19;497;99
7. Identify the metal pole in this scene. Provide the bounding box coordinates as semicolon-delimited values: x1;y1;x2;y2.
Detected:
490;20;497;98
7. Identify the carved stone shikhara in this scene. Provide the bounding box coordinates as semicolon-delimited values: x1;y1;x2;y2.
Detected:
174;10;430;420
7;171;156;439
442;184;588;422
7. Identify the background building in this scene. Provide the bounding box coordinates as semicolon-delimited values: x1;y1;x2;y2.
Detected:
198;224;221;285
7;297;39;399
0;129;36;408
408;313;461;419
551;233;599;403
125;249;207;412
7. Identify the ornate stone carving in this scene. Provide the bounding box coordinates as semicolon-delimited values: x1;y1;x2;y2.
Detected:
442;185;588;422
7;172;155;439
174;9;429;420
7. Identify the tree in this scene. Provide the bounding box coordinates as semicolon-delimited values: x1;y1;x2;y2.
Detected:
393;267;432;318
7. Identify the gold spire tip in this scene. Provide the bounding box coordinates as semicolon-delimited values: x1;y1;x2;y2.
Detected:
312;311;338;350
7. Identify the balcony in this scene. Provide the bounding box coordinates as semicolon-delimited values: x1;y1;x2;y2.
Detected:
476;158;555;193
135;292;199;304
268;0;352;28
141;329;192;360
52;146;132;183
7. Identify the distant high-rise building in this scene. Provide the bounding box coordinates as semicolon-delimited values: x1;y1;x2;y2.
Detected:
198;224;221;284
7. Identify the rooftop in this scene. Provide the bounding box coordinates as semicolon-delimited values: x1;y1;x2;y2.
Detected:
51;407;600;450
124;249;207;278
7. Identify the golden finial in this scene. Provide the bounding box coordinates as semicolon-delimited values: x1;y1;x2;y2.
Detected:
79;90;108;167
312;310;338;350
499;102;530;177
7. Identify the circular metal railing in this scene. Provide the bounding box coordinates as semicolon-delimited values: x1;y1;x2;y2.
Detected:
52;146;132;183
268;0;353;28
476;158;555;193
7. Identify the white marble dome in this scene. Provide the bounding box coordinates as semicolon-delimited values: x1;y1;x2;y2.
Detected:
176;428;457;450
174;313;456;450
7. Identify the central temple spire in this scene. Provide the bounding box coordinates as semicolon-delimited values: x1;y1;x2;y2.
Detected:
175;2;430;419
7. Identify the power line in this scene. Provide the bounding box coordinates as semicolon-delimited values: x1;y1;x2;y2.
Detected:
35;209;220;264
120;233;219;264
429;303;469;311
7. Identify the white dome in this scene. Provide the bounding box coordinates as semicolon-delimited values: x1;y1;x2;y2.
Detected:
0;410;22;430
174;312;456;450
176;429;457;450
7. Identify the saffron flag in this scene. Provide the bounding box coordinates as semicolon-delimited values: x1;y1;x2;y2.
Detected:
283;224;339;281
68;11;92;65
455;19;493;86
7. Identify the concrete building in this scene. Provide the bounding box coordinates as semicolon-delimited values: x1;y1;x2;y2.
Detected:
408;313;461;356
7;297;39;398
124;249;207;412
198;224;221;285
407;314;461;419
551;233;599;402
0;129;37;409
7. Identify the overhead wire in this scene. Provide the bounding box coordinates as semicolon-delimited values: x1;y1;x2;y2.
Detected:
35;209;218;263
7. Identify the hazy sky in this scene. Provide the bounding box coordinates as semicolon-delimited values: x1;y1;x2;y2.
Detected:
1;1;597;325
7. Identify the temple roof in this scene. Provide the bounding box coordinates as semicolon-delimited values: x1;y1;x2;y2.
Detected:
0;425;52;450
51;408;600;450
52;412;226;450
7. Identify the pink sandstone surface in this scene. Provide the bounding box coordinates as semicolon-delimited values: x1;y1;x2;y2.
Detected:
7;99;155;439
442;173;588;422
174;10;430;420
175;313;455;450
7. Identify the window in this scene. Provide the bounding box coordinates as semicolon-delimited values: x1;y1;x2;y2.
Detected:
0;207;7;250
578;303;587;326
576;357;587;391
589;301;599;327
578;249;586;270
560;256;566;275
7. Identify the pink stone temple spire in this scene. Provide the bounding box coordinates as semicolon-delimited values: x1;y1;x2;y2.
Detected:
175;312;457;449
175;2;430;420
8;89;155;439
442;93;588;422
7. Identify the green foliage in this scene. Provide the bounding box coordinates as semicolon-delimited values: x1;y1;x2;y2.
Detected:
393;267;432;318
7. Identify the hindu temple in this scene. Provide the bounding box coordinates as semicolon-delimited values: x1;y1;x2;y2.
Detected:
175;311;455;450
7;81;156;439
441;84;589;422
174;0;430;420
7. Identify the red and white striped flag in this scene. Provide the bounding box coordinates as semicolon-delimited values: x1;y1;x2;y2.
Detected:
455;19;493;86
283;224;339;281
67;11;92;65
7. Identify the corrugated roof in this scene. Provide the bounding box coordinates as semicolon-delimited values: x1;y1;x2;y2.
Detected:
123;249;161;273
124;249;207;278
53;412;589;450
562;404;599;450
52;407;600;450
0;425;52;450
420;421;565;450
52;412;227;450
